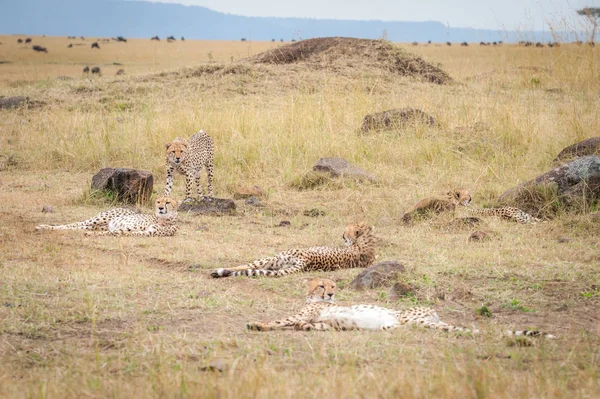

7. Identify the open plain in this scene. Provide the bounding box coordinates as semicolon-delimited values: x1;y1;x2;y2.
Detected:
0;35;599;398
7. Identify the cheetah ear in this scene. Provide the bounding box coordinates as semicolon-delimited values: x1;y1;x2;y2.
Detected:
165;142;171;150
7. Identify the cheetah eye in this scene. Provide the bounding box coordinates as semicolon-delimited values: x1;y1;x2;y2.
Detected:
319;285;325;288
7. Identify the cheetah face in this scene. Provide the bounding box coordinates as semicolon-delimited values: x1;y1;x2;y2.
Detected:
155;197;178;218
305;278;336;303
165;140;188;165
448;189;472;207
342;222;371;246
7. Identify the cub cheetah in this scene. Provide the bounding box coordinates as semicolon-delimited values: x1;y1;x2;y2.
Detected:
36;197;178;237
247;278;556;338
402;188;472;223
164;129;214;199
211;223;376;278
247;278;471;332
403;189;540;224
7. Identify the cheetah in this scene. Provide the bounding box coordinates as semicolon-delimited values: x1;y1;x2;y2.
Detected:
247;278;471;332
402;188;472;223
247;278;556;339
210;223;376;278
36;197;179;237
164;129;214;199
403;189;540;224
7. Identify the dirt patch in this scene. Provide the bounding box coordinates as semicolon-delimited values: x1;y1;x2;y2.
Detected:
246;37;452;84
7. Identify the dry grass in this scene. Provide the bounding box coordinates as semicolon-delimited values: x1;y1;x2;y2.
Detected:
1;36;599;398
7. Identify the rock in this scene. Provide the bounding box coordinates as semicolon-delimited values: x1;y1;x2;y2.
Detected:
360;108;436;133
178;197;236;215
387;282;415;301
468;231;489;242
312;157;376;182
245;196;261;206
41;205;54;213
200;358;227;373
116;69;125;76
91;168;153;204
348;261;406;290
303;208;325;217
554;137;600;162
498;155;600;216
0;96;29;109
233;185;264;199
277;220;291;227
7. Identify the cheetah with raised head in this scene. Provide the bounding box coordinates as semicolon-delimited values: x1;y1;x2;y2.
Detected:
247;278;471;332
247;278;556;338
36;197;179;237
164;129;214;199
403;188;540;224
210;223;376;278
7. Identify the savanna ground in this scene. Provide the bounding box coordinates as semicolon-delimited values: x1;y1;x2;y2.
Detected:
0;35;599;398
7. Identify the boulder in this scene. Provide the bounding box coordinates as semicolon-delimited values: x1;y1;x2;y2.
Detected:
41;205;54;213
312;157;376;182
178;197;236;215
498;155;600;216
468;231;489;242
0;96;29;109
348;261;406;290
360;108;436;133
554;137;600;163
233;185;264;199
91;168;153;204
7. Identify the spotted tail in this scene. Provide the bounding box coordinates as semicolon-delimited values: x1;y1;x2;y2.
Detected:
506;330;556;339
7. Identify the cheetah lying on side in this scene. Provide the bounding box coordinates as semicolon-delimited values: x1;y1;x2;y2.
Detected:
211;223;376;278
247;278;556;339
403;189;540;224
164;129;214;199
247;278;471;332
36;197;178;237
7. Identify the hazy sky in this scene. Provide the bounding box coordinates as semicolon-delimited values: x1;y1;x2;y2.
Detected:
141;0;593;30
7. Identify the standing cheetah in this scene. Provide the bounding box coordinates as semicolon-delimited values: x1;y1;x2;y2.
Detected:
247;278;556;338
36;197;179;237
211;223;376;278
164;129;214;199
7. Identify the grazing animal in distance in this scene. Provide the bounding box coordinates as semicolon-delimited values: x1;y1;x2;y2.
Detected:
91;42;100;49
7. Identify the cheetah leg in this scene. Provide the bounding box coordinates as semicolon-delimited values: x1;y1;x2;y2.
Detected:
184;172;194;199
296;322;334;331
194;170;204;198
247;313;309;331
164;164;175;196
35;212;112;231
211;257;306;278
206;162;214;197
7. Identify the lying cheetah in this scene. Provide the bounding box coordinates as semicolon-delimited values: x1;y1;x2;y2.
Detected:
164;129;214;199
403;189;540;224
211;223;376;278
247;278;556;338
402;188;472;223
36;197;178;237
247;278;471;332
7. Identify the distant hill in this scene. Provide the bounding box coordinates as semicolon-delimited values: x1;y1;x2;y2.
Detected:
0;0;554;43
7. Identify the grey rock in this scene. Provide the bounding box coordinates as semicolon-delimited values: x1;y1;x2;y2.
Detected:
554;137;600;163
91;168;153;204
348;261;406;290
361;108;436;133
313;157;376;182
498;155;600;215
468;230;489;242
245;196;261;206
179;197;236;215
41;205;54;213
0;96;29;109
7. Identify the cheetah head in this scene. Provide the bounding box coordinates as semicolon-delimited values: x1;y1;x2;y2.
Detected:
305;278;336;303
155;196;178;218
342;222;373;246
447;189;472;207
165;139;188;165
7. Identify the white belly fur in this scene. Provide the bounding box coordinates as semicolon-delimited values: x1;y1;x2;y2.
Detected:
317;305;399;330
